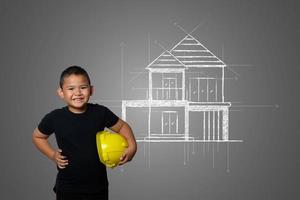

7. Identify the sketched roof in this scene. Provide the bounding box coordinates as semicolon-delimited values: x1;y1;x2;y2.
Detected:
146;51;186;69
170;34;226;67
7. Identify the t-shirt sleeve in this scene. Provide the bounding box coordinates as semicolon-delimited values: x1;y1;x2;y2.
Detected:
103;106;119;128
38;112;55;135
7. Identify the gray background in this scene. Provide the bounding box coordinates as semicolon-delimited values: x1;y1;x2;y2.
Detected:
0;0;299;199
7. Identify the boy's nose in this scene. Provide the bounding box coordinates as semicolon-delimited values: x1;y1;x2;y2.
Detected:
74;89;82;95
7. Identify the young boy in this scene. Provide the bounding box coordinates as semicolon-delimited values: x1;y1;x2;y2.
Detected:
32;66;137;200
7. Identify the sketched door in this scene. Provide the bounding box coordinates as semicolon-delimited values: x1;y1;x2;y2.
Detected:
190;78;207;102
162;78;177;100
161;111;178;135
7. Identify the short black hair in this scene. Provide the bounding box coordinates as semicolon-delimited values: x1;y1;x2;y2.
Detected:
59;66;91;88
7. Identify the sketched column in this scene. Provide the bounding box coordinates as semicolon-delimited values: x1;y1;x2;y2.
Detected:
122;101;126;121
182;70;185;100
149;70;153;100
184;105;189;140
148;70;153;138
222;107;229;141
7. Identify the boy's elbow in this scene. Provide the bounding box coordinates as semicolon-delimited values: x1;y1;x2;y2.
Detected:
32;130;40;145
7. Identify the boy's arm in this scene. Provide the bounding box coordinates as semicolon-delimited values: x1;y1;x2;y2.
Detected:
32;128;68;169
109;119;137;165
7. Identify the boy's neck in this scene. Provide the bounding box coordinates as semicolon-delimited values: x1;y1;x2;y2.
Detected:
67;104;88;114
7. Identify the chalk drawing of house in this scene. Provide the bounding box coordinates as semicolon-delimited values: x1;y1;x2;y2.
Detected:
122;34;235;142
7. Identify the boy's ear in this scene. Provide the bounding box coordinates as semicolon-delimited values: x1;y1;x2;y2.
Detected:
57;87;64;99
90;85;94;96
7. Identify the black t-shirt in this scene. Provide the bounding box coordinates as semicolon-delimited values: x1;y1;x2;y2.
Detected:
38;103;119;194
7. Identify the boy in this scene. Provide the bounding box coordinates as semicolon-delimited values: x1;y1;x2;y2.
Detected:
32;66;137;200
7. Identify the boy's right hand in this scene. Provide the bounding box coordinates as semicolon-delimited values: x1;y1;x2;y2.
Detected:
52;149;68;169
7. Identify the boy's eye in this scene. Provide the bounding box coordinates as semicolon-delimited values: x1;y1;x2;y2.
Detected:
81;86;88;89
68;88;74;90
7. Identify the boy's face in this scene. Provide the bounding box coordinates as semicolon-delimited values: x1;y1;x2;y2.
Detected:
57;74;93;113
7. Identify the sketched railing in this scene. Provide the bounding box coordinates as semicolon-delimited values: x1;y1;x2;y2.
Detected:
151;87;183;100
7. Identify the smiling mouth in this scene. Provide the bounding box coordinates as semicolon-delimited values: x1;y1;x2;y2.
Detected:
73;98;84;101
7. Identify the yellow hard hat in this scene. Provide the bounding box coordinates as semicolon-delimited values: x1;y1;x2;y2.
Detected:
96;130;128;168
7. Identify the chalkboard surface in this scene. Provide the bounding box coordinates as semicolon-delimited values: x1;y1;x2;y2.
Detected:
0;0;298;199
